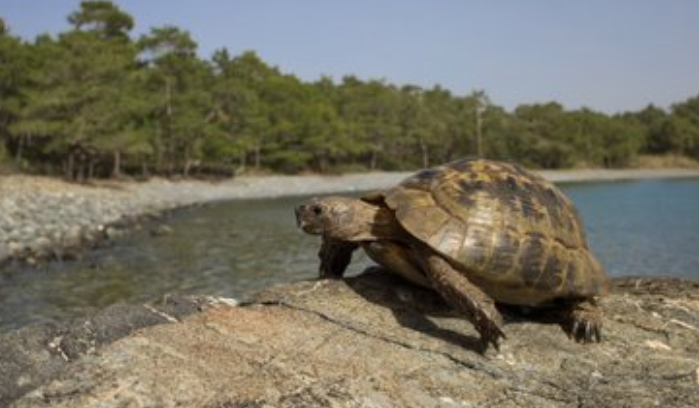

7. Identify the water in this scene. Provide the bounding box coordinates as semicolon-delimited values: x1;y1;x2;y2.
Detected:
564;178;699;277
1;178;698;331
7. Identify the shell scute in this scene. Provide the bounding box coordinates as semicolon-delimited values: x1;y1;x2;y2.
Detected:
537;250;567;291
382;158;609;304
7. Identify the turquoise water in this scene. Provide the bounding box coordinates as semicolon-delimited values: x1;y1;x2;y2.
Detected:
563;178;699;277
0;178;697;331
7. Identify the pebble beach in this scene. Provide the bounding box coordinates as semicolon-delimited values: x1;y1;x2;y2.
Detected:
2;168;699;265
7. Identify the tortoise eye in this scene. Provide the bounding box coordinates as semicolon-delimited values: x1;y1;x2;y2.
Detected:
312;205;323;216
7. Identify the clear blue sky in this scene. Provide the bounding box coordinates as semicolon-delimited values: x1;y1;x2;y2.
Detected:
2;0;698;113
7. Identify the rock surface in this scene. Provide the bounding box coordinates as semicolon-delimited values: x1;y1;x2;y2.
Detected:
3;272;698;408
0;295;211;408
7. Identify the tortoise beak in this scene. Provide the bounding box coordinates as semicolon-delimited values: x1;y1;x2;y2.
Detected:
295;204;312;233
295;205;305;228
295;203;324;235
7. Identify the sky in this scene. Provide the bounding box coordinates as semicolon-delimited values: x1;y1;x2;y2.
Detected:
2;0;698;113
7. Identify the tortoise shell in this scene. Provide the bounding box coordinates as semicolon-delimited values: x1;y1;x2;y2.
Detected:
377;158;610;306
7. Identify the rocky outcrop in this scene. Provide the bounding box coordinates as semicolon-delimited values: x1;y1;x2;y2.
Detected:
0;295;211;407
3;272;699;408
0;177;168;265
0;174;412;266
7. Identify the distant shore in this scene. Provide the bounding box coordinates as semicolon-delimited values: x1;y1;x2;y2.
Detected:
2;167;699;266
537;167;699;183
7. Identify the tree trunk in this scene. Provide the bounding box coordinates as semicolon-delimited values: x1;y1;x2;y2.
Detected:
66;153;75;180
239;150;247;172
88;160;95;181
165;77;174;176
419;138;429;168
112;151;122;178
141;160;149;178
77;162;85;183
317;152;329;173
475;110;483;158
14;133;25;163
184;158;191;177
369;149;378;170
253;144;261;170
154;123;164;175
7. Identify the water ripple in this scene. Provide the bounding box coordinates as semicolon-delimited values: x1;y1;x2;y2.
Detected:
1;179;698;331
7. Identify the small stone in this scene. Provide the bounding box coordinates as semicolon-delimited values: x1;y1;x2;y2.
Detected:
439;396;457;405
33;236;52;249
644;340;672;351
0;246;9;263
203;297;240;307
150;225;173;237
496;352;517;366
82;229;99;243
0;215;13;232
105;227;125;240
7;241;24;256
20;225;36;238
63;226;84;248
31;236;53;258
15;375;32;388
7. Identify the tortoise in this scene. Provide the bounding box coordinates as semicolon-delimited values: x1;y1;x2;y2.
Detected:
295;158;610;350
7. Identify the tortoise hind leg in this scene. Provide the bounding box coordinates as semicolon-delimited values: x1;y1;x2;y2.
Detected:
561;300;603;343
421;252;506;351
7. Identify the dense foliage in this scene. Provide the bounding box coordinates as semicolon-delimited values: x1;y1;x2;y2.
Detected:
1;2;698;179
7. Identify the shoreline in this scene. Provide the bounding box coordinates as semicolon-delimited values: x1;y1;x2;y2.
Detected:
537;167;699;183
2;167;699;266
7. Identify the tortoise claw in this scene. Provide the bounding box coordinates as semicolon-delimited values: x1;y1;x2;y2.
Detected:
473;307;506;351
483;323;506;352
566;302;603;343
571;320;581;340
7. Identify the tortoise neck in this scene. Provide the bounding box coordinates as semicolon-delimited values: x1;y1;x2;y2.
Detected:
333;200;402;242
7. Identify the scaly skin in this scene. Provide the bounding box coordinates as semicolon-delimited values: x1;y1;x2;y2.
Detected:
420;250;506;350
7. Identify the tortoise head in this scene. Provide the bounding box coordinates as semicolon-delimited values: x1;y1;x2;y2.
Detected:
295;196;383;241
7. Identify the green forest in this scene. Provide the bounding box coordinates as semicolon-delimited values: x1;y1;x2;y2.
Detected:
1;1;698;180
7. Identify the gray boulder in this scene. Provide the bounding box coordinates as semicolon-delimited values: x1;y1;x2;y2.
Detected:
4;272;699;408
0;296;206;408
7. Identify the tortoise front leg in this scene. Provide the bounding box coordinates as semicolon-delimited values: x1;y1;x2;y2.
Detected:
421;252;506;351
319;236;358;279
